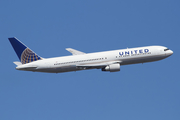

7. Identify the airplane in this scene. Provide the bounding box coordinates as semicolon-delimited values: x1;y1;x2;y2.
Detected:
8;37;173;73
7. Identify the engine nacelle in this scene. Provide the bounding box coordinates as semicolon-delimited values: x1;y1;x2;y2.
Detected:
102;63;120;72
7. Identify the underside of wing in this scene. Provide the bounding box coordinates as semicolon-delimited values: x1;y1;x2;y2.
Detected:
76;61;121;69
66;48;86;55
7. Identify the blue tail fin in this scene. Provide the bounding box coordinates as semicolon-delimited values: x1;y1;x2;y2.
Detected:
8;37;42;64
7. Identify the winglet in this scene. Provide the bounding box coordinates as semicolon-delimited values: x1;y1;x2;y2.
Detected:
66;48;86;55
8;37;43;64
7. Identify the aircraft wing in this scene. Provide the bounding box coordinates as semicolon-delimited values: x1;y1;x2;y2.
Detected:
76;61;121;69
66;48;86;55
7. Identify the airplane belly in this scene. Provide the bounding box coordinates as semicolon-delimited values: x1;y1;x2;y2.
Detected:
120;54;166;65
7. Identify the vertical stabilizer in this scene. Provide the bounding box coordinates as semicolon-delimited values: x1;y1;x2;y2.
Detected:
8;37;42;64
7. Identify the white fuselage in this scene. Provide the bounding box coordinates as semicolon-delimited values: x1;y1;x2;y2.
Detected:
16;46;173;73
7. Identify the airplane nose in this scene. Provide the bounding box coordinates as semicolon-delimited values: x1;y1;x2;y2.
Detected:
170;50;173;55
166;50;173;56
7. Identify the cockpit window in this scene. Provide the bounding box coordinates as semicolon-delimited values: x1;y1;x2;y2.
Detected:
164;48;169;51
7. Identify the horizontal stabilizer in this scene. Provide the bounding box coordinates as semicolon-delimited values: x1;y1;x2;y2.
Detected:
16;65;37;70
13;61;22;66
66;48;86;55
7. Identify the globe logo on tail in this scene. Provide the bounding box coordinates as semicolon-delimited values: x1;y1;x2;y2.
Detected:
21;48;42;64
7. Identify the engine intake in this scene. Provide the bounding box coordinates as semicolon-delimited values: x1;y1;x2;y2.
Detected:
102;63;120;72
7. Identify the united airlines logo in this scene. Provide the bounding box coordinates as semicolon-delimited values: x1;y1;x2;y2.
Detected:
119;49;150;56
21;48;42;64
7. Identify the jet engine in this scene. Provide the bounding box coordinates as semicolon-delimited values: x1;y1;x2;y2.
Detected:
102;63;120;72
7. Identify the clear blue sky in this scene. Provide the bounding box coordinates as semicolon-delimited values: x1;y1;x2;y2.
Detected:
1;0;180;120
